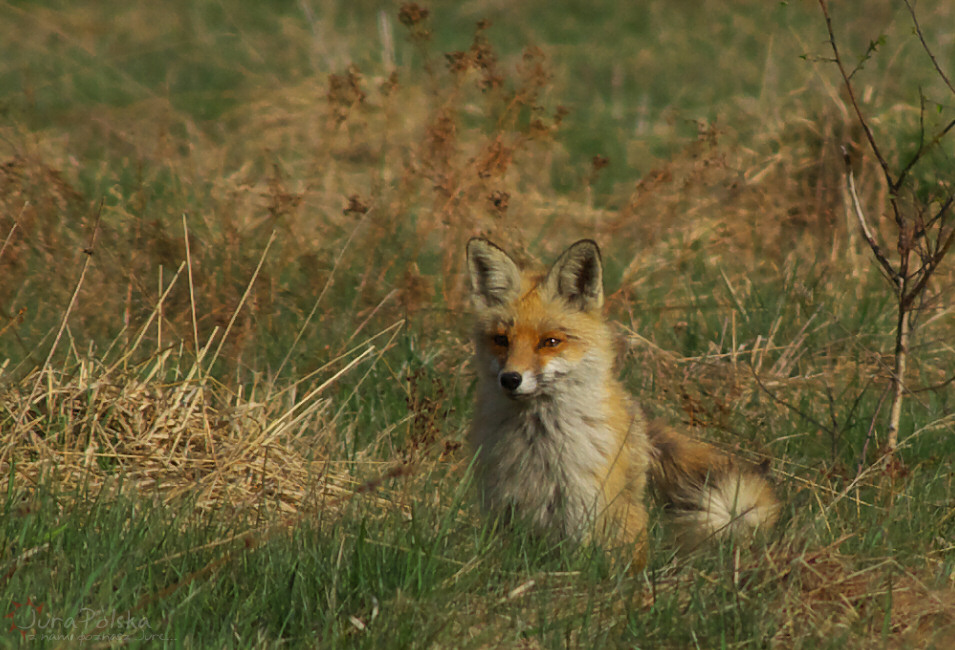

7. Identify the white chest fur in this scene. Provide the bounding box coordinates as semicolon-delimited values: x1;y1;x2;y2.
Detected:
470;383;617;538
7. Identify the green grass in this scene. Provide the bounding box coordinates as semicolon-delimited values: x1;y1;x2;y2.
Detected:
6;469;950;647
2;0;955;647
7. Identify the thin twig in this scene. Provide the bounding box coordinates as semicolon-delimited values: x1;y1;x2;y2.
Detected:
913;193;954;240
903;0;955;97
895;118;955;191
910;372;955;394
818;0;893;187
842;148;900;286
904;223;955;304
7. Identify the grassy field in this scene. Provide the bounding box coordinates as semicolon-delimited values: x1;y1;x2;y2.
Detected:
1;0;954;647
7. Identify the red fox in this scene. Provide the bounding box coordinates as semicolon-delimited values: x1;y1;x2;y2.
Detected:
466;238;778;570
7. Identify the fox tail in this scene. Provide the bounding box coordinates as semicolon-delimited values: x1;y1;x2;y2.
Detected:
646;422;779;550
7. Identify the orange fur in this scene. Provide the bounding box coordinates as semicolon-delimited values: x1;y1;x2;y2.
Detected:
466;238;778;569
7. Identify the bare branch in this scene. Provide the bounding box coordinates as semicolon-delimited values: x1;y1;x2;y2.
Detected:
895;117;955;191
903;0;955;97
911;372;955;394
904;224;955;305
842;147;902;286
914;193;954;239
822;0;955;457
819;0;894;189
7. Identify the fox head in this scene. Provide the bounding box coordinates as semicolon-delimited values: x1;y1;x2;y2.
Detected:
466;238;614;401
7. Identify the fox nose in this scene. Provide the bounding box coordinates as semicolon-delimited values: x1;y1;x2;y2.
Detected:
499;371;522;392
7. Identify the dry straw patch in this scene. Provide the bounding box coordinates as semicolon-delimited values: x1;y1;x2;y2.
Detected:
2;359;327;515
0;315;410;519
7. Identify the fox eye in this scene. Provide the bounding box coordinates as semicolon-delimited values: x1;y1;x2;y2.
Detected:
539;337;562;349
491;334;509;347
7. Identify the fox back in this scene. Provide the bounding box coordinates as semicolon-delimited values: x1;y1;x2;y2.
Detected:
466;238;778;567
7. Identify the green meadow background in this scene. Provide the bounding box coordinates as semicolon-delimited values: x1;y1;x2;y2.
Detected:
1;1;954;647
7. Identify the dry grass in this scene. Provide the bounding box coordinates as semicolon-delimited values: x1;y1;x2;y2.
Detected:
0;333;399;516
1;1;954;646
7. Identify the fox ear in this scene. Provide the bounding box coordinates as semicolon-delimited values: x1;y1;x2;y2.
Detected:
544;239;604;311
467;238;522;308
